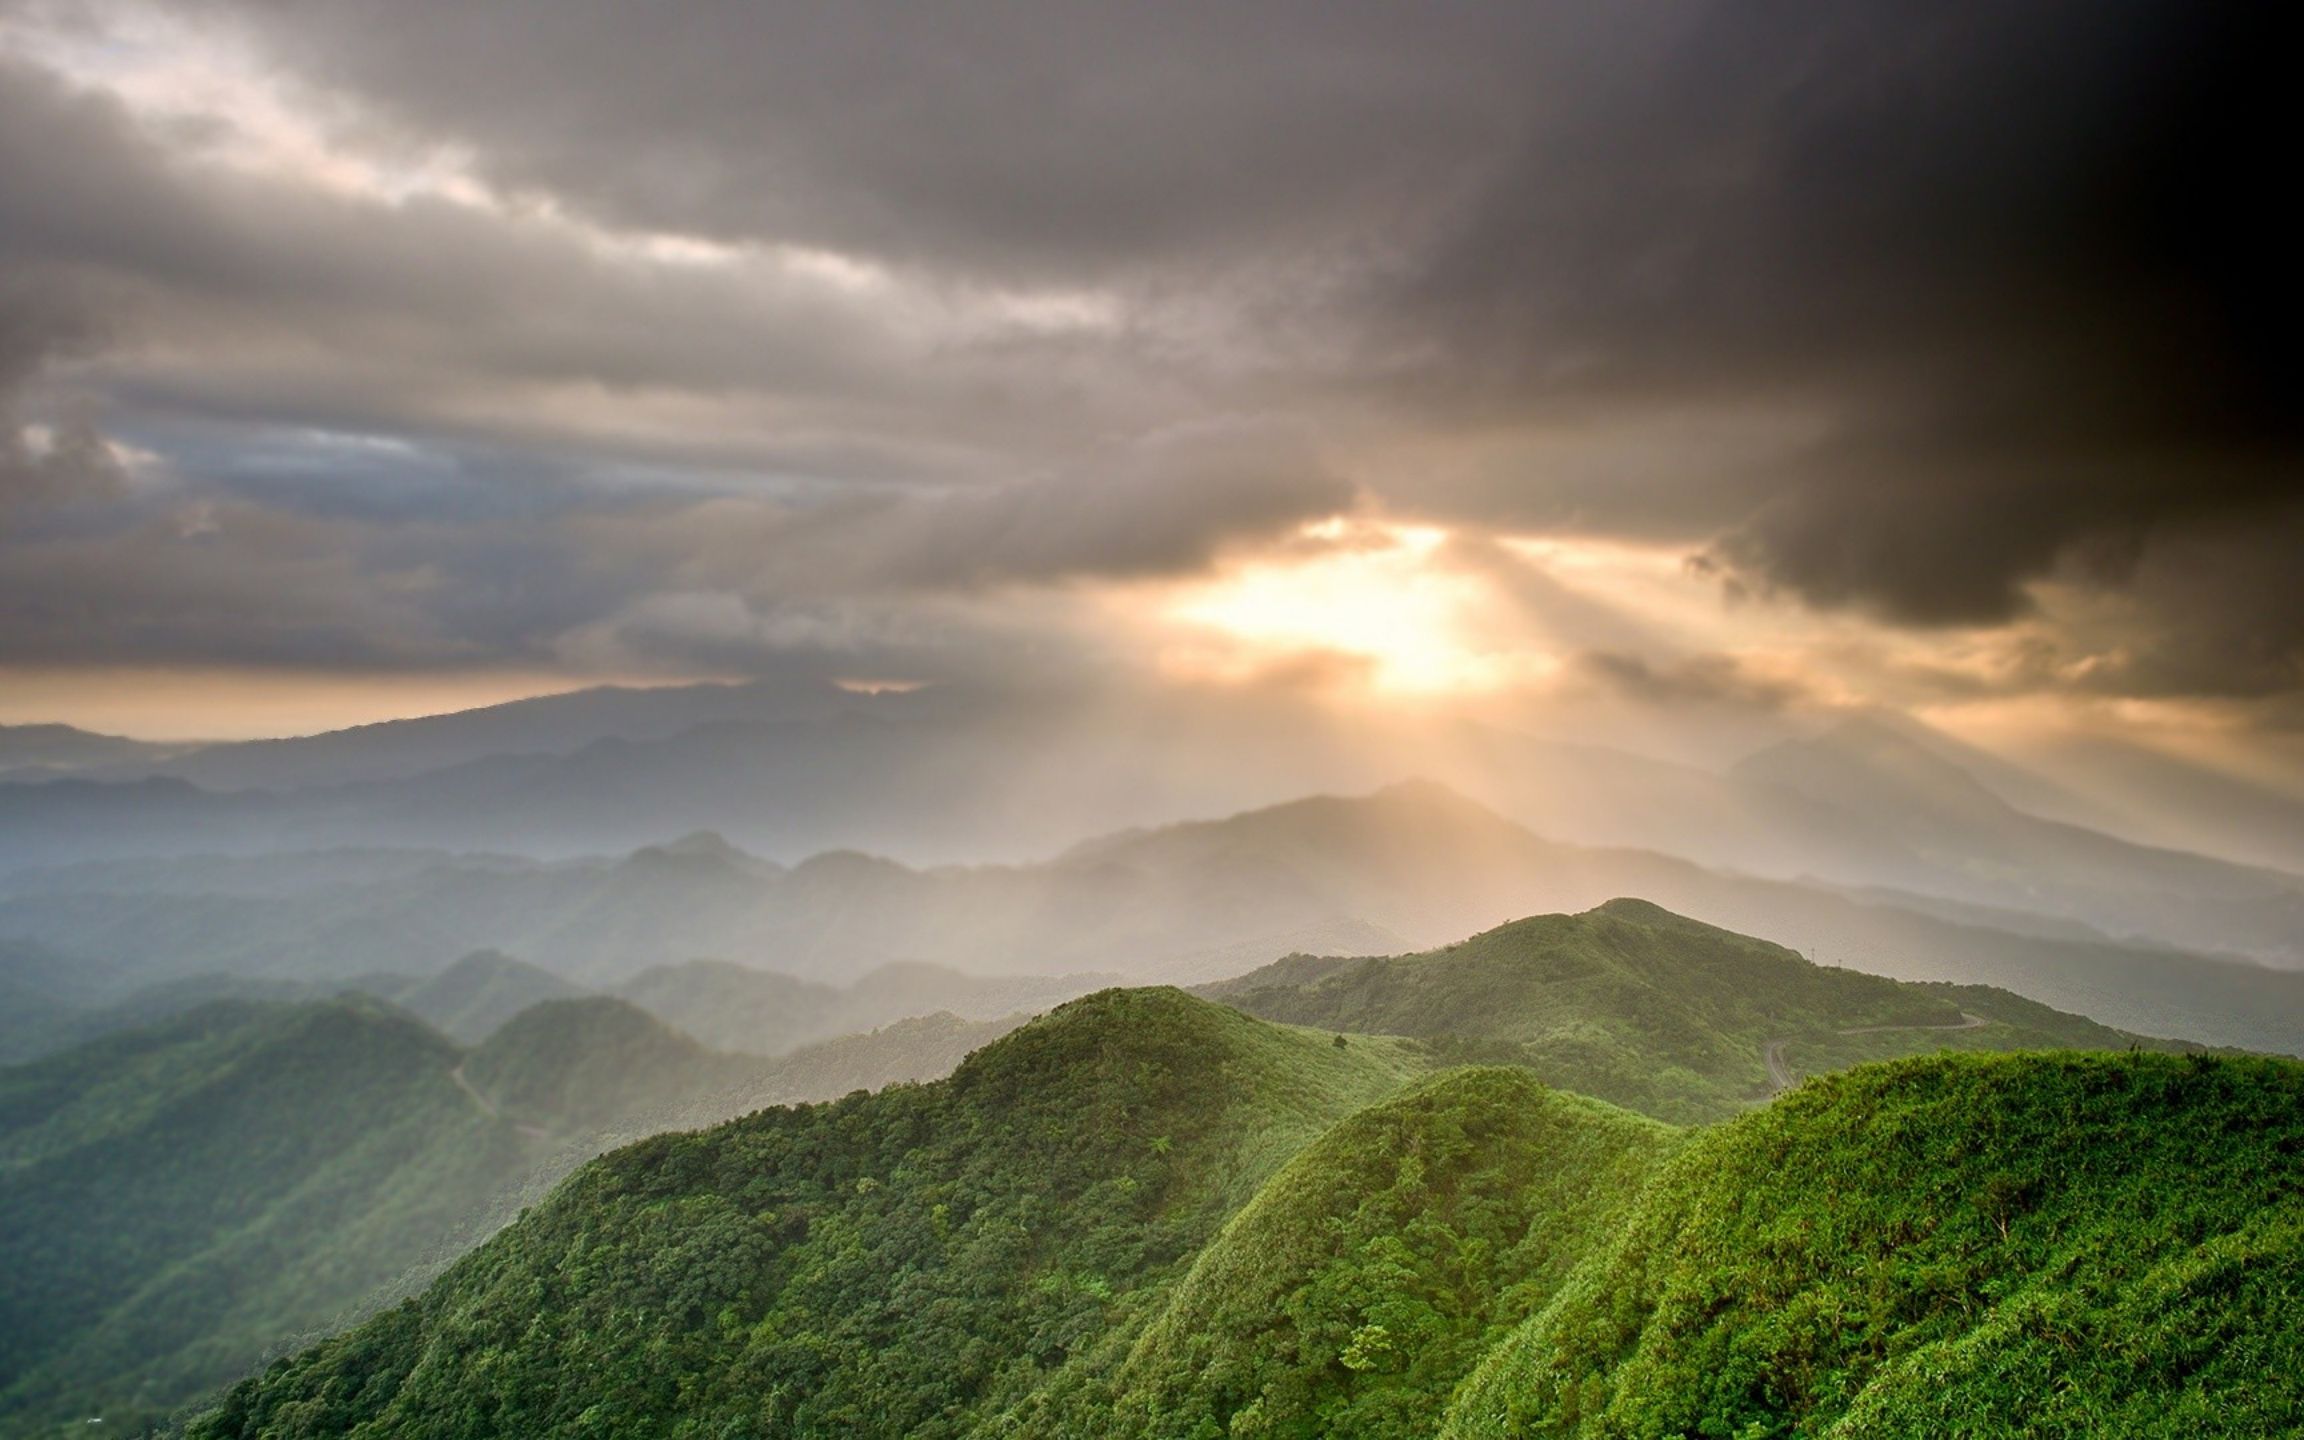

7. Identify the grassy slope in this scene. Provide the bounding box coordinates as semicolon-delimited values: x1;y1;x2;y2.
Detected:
1022;1068;1677;1440
189;990;1426;1440
1211;900;2197;1123
1441;1051;2304;1439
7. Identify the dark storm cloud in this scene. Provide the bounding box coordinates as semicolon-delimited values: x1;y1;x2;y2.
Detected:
188;0;1559;282
747;437;1352;595
0;0;2296;709
1388;1;2296;639
1;277;123;520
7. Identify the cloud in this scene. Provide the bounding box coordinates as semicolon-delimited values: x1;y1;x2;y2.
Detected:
1567;650;1810;712
0;0;2295;722
1376;2;2296;652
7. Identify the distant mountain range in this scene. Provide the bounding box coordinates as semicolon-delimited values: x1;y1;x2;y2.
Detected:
4;683;2301;969
5;780;2300;1057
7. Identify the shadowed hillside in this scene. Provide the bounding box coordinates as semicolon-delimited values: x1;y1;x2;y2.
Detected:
0;993;1035;1433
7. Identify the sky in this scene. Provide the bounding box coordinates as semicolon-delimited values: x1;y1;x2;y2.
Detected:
0;1;2296;771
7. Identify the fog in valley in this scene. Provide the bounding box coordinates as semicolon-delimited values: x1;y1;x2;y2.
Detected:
1;1;2297;1434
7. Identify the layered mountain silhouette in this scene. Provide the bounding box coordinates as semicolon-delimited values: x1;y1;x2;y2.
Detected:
4;684;2300;969
181;963;2301;1439
1;900;2238;1432
6;782;2300;1055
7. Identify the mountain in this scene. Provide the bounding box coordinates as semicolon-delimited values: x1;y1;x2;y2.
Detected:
1208;899;2202;1123
186;988;2304;1440
615;957;1116;1055
1732;716;2304;960
0;990;1043;1433
0;938;123;1064
5;783;2301;1056
1998;727;2304;876
459;996;730;1132
1439;1050;2304;1438
85;678;857;791
1069;1068;1677;1439
371;950;591;1042
0;998;547;1433
8;684;2298;973
0;723;178;780
190;989;1431;1440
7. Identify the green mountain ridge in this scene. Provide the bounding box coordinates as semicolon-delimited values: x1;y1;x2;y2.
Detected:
1208;899;2204;1123
0;991;1034;1433
1060;1068;1677;1439
192;989;1428;1439
1440;1049;2304;1437
185;920;2298;1439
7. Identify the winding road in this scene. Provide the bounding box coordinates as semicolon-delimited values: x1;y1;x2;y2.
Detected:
1764;1012;1988;1094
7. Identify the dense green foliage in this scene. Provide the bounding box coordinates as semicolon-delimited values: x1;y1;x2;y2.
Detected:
1037;1068;1675;1440
1440;1051;2304;1438
13;898;2284;1437
0;992;1037;1434
1212;900;2192;1122
190;991;1423;1439
0;999;541;1434
187;988;2304;1440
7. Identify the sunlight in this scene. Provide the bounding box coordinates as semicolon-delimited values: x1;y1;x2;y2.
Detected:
1159;520;1534;696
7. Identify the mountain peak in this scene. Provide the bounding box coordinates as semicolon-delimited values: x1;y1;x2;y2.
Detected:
620;830;780;879
1733;714;2009;819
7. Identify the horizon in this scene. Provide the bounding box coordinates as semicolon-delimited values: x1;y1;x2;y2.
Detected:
1;1;2297;823
8;10;2304;1431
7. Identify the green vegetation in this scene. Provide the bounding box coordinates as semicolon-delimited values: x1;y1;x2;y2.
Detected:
1440;1051;2304;1438
0;991;1040;1434
185;985;2304;1440
190;990;1425;1439
0;998;541;1434
1038;1068;1676;1439
10;898;2284;1437
1211;899;2197;1122
461;996;722;1132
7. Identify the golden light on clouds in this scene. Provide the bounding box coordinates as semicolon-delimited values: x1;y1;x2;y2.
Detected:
1154;519;1557;698
0;668;678;743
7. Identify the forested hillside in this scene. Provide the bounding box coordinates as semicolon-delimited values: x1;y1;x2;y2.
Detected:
0;999;543;1432
193;990;1426;1438
5;902;2272;1436
1440;1051;2304;1437
1209;899;2203;1122
189;993;2304;1440
0;995;1024;1433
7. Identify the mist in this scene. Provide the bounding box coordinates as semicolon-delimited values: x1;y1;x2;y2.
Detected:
2;2;2299;1433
